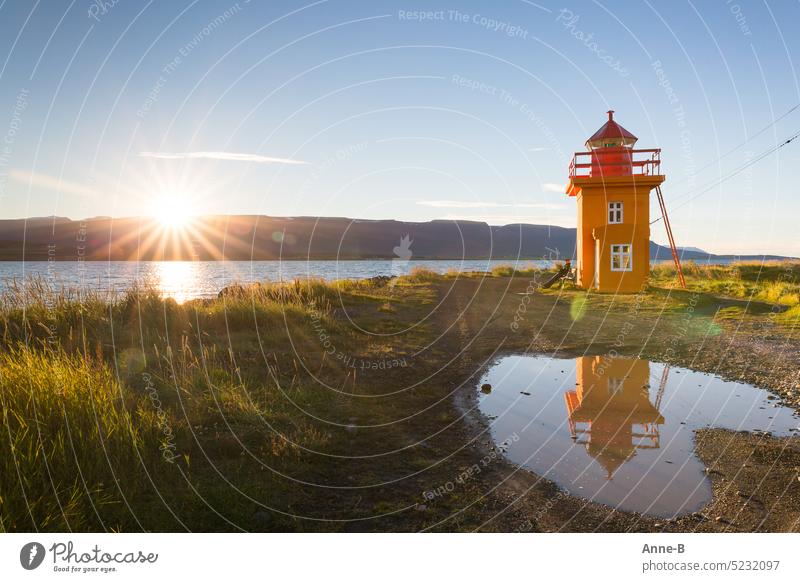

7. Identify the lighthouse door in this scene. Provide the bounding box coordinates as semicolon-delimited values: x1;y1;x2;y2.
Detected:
594;240;600;289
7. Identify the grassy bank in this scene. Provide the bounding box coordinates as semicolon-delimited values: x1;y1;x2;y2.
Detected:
0;274;444;531
650;260;800;325
1;262;798;532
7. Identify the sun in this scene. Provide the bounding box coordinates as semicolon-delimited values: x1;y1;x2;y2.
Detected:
150;194;192;228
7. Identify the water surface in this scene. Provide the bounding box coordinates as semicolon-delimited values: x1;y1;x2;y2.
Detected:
0;259;554;302
478;355;799;518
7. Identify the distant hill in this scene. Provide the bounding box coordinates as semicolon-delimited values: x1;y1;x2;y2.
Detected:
0;215;792;262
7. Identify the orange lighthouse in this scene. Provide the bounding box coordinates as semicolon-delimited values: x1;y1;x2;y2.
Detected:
566;111;666;292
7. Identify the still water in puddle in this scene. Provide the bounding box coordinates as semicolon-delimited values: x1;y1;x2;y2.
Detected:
478;355;800;518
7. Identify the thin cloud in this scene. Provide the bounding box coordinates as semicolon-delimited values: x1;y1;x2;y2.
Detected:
9;169;97;198
441;213;573;226
138;151;309;165
542;182;566;193
417;200;564;210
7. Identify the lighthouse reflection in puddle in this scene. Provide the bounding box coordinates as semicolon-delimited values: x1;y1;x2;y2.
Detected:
477;355;799;518
565;357;664;480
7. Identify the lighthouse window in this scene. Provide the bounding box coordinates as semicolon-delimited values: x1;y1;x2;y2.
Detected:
608;377;625;395
610;244;632;271
608;201;623;224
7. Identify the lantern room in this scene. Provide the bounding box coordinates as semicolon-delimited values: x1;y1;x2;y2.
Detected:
586;110;637;177
565;111;665;292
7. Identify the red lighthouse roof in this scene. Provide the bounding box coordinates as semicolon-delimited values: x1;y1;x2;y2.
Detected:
585;110;638;149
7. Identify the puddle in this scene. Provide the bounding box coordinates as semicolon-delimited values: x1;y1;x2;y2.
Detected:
477;355;800;518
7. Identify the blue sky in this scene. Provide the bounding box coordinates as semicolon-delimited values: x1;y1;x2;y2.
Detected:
1;0;798;255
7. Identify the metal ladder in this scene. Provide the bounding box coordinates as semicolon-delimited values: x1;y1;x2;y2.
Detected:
654;185;686;289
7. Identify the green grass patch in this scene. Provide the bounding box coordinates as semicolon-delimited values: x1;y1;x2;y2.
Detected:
651;261;800;309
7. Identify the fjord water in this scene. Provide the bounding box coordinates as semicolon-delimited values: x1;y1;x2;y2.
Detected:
478;355;799;518
0;259;554;302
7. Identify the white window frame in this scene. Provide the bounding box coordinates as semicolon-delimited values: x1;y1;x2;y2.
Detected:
610;244;633;272
608;201;623;224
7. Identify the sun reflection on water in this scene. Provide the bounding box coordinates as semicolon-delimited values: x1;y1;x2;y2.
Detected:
154;261;199;304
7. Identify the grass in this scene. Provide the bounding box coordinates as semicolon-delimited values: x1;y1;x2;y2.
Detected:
651;260;800;325
490;264;540;278
0;346;164;530
0;274;436;531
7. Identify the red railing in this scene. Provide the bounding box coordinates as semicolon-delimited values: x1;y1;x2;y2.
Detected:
568;148;661;179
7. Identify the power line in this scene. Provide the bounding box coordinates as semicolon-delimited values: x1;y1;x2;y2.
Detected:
669;102;800;190
652;127;800;224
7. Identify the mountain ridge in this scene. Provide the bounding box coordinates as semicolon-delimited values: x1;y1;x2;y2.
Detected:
0;215;791;262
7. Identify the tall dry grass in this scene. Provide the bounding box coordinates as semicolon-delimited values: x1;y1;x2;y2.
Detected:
0;275;352;530
0;346;164;530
